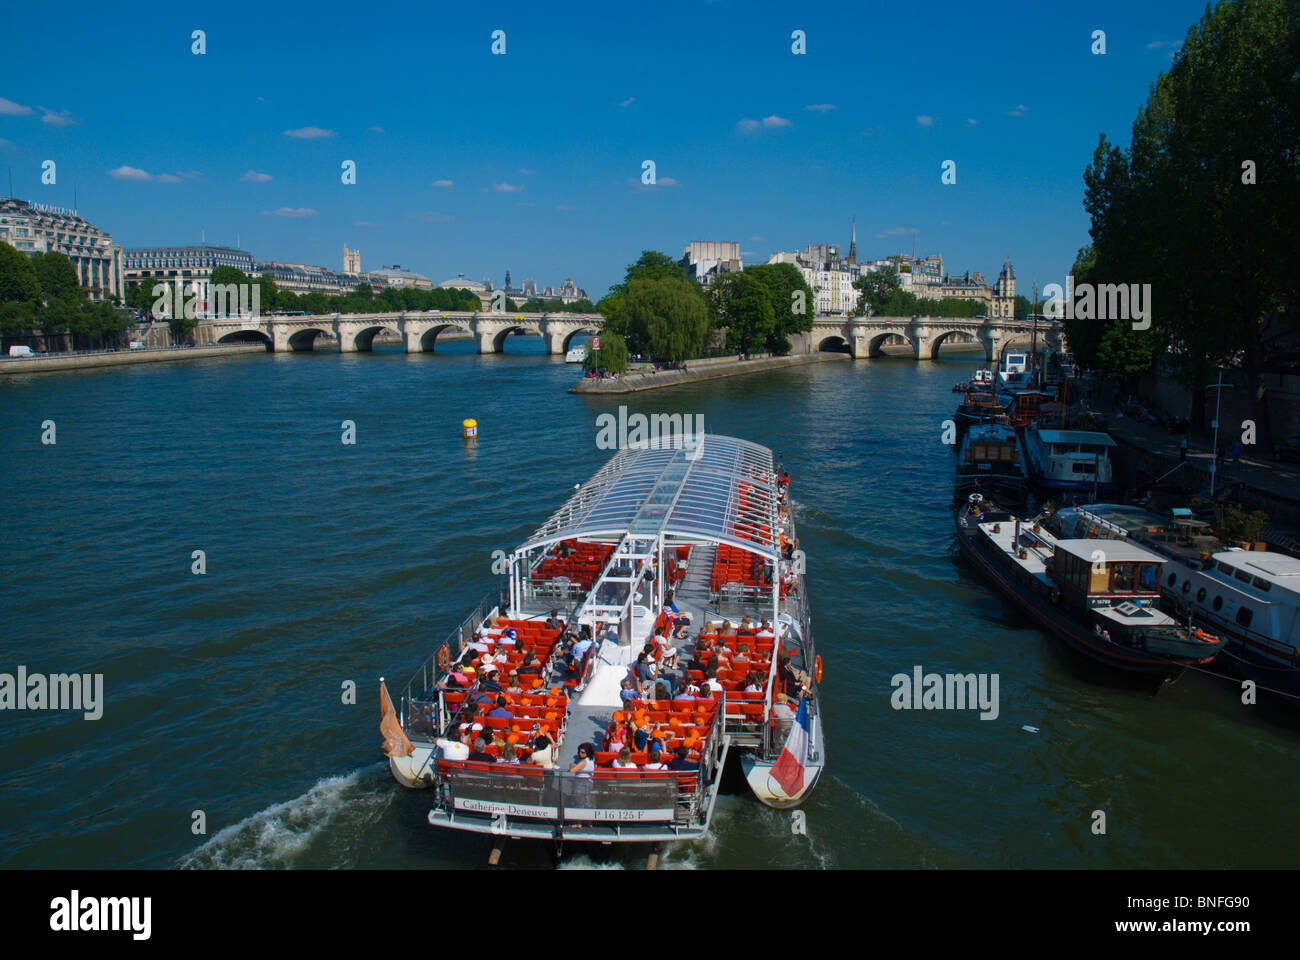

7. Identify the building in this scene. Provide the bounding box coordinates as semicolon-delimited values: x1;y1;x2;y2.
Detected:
0;197;125;302
908;257;1016;317
680;241;742;286
256;260;356;296
343;245;360;274
767;228;862;316
369;265;432;290
123;244;255;306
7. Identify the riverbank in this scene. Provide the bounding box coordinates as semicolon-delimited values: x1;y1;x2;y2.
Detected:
570;351;851;394
0;342;265;376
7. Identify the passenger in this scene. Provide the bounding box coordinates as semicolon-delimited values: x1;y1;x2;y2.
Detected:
703;671;724;695
739;615;753;633
634;652;658;694
632;715;651;752
478;667;503;694
501;743;520;764
504;671;524;695
518;654;544;677
498;626;519;646
545;608;565;633
743;673;763;694
467;737;495;763
772;692;796;723
568;632;596;669
643;746;667;770
569;742;597;776
668;746;699;771
663;590;691;625
606;716;630;753
654;680;673;702
436;723;471;760
529;731;556;768
757;619;774;638
611;746;637;769
777;653;804;697
619;677;639;702
487;696;512;720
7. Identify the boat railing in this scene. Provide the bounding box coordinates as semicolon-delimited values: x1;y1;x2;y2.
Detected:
397;588;504;742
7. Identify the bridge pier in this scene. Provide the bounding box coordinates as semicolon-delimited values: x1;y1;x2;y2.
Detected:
475;331;497;354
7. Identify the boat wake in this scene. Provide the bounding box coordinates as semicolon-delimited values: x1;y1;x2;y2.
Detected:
175;764;390;870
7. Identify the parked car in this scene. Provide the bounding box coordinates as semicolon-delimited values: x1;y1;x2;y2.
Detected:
8;345;34;357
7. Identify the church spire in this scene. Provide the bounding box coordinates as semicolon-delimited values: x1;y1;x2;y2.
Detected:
848;216;857;264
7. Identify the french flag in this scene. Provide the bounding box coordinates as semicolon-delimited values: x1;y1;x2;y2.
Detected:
771;694;810;797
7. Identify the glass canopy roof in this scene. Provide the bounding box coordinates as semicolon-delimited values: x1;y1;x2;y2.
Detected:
517;435;780;559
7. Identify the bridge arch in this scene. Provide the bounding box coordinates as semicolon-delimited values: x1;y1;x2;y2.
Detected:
419;323;471;352
928;329;980;360
998;330;1037;359
287;327;332;352
493;325;544;353
867;330;915;358
560;326;600;353
350;324;403;352
216;329;272;350
817;335;851;354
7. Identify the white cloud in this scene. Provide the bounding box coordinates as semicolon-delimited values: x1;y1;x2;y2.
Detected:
657;177;679;186
916;115;935;127
875;226;920;239
966;118;978;127
0;138;14;149
354;220;377;227
262;207;318;218
516;201;535;207
805;104;836;113
406;211;454;222
1004;105;1027;117
555;204;576;212
431;179;454;188
38;107;76;127
1146;40;1176;49
108;165;197;183
240;170;273;183
738;118;760;132
519;168;536;175
369;125;385;133
618;97;635;108
284;126;336;139
489;182;524;193
109;165;152;181
762;115;790;128
0;97;33;116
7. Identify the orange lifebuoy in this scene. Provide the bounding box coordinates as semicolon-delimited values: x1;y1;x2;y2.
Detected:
1193;629;1216;643
814;655;823;684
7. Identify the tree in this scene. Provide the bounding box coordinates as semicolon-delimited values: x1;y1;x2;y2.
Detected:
608;275;709;362
32;252;81;302
0;242;40;304
742;262;815;354
585;331;628;374
853;264;903;316
1081;0;1298;441
710;271;776;355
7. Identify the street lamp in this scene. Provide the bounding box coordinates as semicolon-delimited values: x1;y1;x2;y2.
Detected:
1206;368;1227;496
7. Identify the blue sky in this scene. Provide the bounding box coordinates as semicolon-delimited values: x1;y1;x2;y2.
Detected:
1;0;1206;301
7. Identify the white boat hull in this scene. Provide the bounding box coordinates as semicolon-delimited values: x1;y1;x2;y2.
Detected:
389;745;435;788
738;712;825;808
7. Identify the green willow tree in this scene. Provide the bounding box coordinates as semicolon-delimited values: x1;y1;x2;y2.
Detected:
709;271;775;355
741;262;815;353
584;330;628;374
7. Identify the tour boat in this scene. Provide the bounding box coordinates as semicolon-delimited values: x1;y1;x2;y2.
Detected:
953;422;1027;505
1042;503;1300;702
1020;425;1117;498
955;493;1226;676
954;383;1006;434
997;351;1030;392
379;434;824;848
565;345;587;363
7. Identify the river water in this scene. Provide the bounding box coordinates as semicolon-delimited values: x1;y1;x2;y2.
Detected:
1;340;1296;869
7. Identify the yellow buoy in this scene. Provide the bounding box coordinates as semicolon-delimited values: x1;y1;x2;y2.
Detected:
462;418;478;440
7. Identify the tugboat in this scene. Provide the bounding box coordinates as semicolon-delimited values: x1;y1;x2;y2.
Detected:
378;434;824;850
955;494;1225;677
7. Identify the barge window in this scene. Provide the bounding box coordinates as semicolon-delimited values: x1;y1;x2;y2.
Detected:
1236;607;1253;627
1234;569;1252;583
1182;580;1191;594
1196;587;1207;602
1212;595;1223;612
1251;576;1271;592
1216;562;1232;574
1111;564;1133;592
1139;564;1158;589
1167;572;1177;587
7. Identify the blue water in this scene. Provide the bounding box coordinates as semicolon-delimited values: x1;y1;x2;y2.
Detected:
1;340;1296;869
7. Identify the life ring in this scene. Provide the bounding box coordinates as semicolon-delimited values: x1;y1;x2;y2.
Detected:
813;656;823;684
1193;629;1217;644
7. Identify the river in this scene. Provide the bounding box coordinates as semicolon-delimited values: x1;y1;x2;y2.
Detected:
1;339;1296;869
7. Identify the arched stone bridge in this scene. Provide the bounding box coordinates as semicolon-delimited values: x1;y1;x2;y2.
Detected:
794;315;1063;361
202;310;603;354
